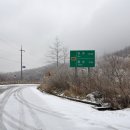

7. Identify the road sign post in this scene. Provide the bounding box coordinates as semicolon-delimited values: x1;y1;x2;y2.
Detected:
70;50;95;67
70;50;95;79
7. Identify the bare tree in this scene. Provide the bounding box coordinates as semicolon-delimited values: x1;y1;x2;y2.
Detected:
62;47;69;65
48;38;63;67
99;54;130;108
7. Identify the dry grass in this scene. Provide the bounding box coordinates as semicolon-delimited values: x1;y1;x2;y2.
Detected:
64;85;86;98
39;55;130;109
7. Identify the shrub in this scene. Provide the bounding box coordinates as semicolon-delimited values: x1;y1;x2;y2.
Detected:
39;54;130;109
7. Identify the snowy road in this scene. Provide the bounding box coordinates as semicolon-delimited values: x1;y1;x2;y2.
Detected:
0;84;130;130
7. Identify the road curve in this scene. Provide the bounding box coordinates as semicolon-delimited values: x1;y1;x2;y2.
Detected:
0;85;78;130
0;84;130;130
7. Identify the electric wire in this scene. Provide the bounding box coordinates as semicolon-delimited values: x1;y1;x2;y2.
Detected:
0;56;20;64
0;38;40;70
0;37;19;50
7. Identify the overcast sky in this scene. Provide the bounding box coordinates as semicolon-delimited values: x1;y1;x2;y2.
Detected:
0;0;130;72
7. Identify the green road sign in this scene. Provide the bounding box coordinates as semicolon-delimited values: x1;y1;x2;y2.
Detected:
70;50;95;67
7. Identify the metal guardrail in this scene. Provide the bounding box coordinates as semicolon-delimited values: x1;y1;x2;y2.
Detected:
0;81;41;85
55;94;102;107
38;88;112;111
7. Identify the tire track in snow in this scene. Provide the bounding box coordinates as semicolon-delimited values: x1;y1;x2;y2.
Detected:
14;87;46;130
0;88;16;130
14;87;66;119
3;111;41;130
18;94;25;130
0;86;42;130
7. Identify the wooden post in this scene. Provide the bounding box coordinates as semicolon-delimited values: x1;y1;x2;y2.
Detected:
88;67;91;78
88;67;91;88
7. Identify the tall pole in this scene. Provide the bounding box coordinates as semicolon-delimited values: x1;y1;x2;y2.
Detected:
20;46;23;81
20;45;25;81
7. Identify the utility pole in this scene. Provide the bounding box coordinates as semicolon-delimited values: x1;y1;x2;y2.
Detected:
20;45;25;81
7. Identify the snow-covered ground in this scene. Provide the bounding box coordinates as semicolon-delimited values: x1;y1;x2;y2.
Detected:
0;84;130;130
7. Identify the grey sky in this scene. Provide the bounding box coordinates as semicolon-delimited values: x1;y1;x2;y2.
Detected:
0;0;130;72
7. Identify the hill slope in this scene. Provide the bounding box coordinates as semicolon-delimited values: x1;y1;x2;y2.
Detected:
0;63;58;83
0;46;130;83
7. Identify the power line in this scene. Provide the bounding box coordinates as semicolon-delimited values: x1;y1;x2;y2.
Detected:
0;37;19;50
0;52;34;69
0;37;39;65
0;49;19;57
0;56;20;64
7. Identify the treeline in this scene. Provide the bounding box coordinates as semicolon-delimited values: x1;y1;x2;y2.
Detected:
0;63;61;84
0;71;41;84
